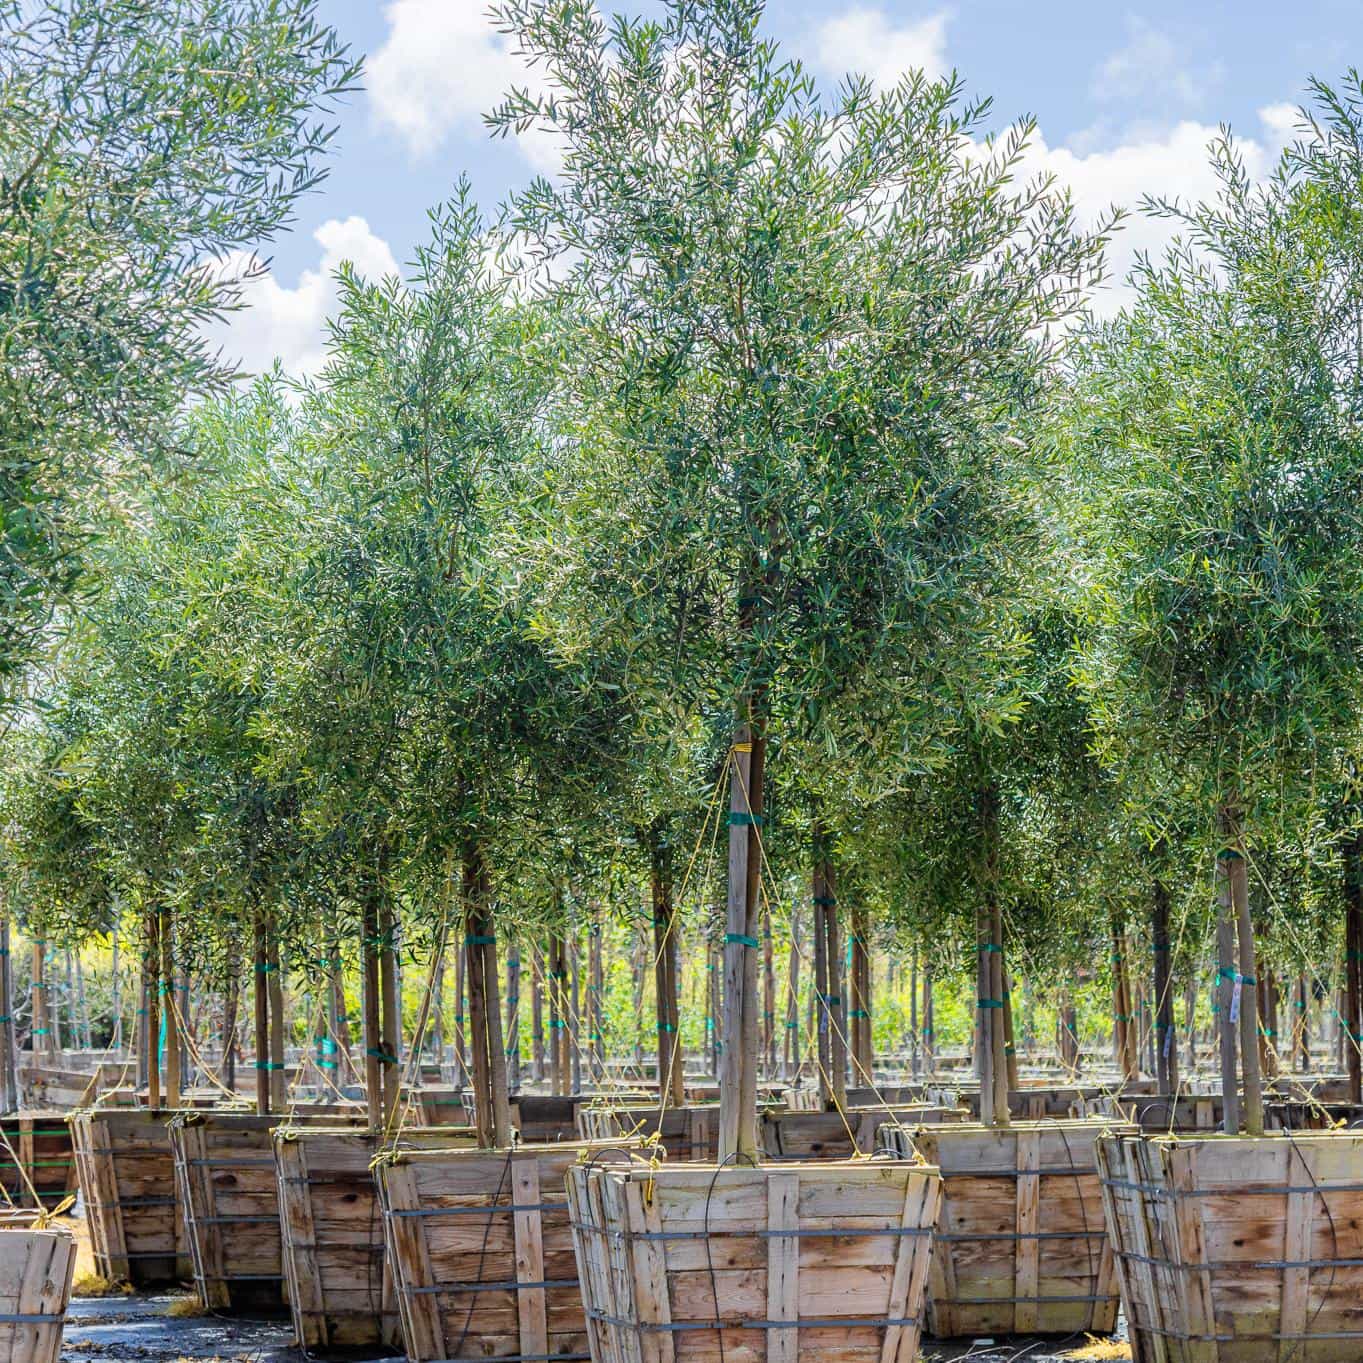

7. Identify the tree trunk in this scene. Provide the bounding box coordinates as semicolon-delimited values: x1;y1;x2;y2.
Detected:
1222;811;1263;1135
31;939;51;1060
1346;837;1363;1105
709;945;722;1078
651;834;684;1108
1296;974;1310;1073
763;910;776;1080
850;902;872;1085
453;940;469;1088
1215;878;1240;1134
547;932;566;1097
719;715;765;1162
160;906;181;1107
813;854;831;1105
783;906;800;1082
145;914;161;1108
909;953;919;1082
222;965;239;1093
923;967;935;1076
530;949;544;1085
505;941;521;1095
587;921;603;1085
1002;964;1019;1090
463;843;512;1148
1152;876;1176;1093
361;894;383;1129
110;927;121;1054
267;924;287;1112
328;931;352;1083
1184;976;1198;1075
570;932;582;1095
378;903;400;1126
976;786;1008;1126
0;915;15;1113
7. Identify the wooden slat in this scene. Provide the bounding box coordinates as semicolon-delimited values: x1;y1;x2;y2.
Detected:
378;1160;444;1361
274;1134;326;1348
766;1172;799;1363
513;1156;549;1361
1013;1129;1040;1335
1277;1178;1313;1363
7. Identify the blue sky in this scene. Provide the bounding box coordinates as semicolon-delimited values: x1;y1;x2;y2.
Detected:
222;0;1363;376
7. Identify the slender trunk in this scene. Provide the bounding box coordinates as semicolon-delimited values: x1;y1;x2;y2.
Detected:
570;932;582;1095
136;929;150;1093
783;905;800;1082
222;965;239;1092
267;925;286;1111
1112;917;1138;1080
110;928;121;1054
629;934;642;1074
1184;976;1198;1074
850;902;872;1085
31;938;50;1059
651;835;684;1108
160;906;181;1107
548;933;565;1097
1152;876;1176;1093
505;941;521;1095
361;894;383;1129
1296;974;1310;1073
923;968;935;1076
587;922;602;1085
823;860;847;1109
463;843;512;1147
328;931;352;1083
378;903;400;1126
813;845;832;1107
976;785;1008;1126
145;914;161;1108
530;950;544;1085
0;916;15;1112
1258;969;1278;1080
763;910;775;1080
453;941;468;1088
719;712;765;1162
909;953;919;1082
1222;810;1263;1135
1346;838;1363;1105
432;952;445;1064
1215;880;1240;1133
1002;964;1019;1090
710;945;723;1078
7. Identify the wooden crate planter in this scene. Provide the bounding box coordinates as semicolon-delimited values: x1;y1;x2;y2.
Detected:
762;1105;967;1160
0;1116;77;1213
376;1140;632;1363
577;1105;720;1160
273;1123;480;1352
68;1109;189;1286
1097;1130;1363;1363
169;1110;368;1312
903;1120;1133;1339
0;1227;76;1363
568;1158;942;1363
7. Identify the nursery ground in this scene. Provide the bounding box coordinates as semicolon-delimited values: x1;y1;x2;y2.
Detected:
55;1202;1129;1363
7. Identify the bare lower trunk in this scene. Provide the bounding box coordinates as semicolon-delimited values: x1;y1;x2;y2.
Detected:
221;966;239;1093
463;842;512;1148
505;943;521;1095
1215;880;1240;1134
378;904;400;1126
1222;809;1262;1135
1152;876;1176;1093
362;895;383;1129
850;902;872;1085
652;835;684;1108
530;950;544;1085
718;712;764;1162
0;916;15;1112
160;907;181;1107
1346;839;1363;1105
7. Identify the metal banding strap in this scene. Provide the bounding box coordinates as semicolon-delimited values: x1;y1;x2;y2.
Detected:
409;1279;577;1295
423;1355;590;1362
388;1200;567;1219
587;1311;920;1331
1100;1176;1363;1197
572;1223;930;1242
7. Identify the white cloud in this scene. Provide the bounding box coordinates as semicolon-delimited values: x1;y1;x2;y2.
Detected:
1021;114;1283;315
1091;17;1219;106
216;216;400;379
811;7;950;87
368;0;559;171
